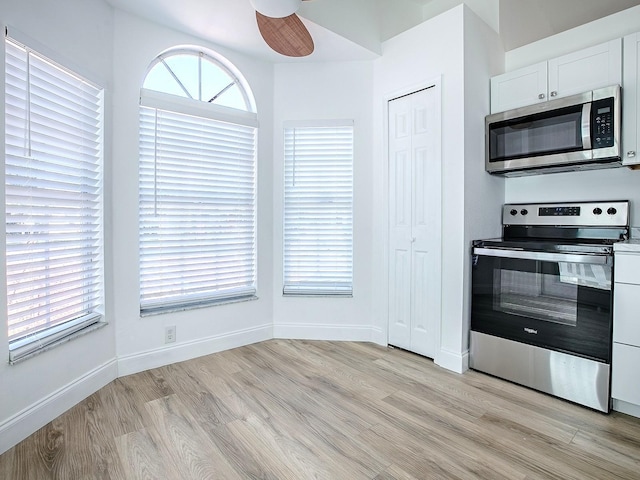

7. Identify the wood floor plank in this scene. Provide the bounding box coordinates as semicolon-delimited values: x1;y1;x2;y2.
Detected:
94;380;145;439
374;464;421;480
143;394;243;479
3;339;640;479
115;428;181;480
156;362;237;427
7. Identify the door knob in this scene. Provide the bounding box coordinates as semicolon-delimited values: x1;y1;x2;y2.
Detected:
538;93;545;100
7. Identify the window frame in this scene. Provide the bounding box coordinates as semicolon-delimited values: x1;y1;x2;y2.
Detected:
138;48;258;315
282;120;355;297
4;34;105;363
143;48;256;113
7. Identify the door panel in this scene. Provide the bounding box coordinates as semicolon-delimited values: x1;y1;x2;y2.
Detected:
388;86;441;358
389;247;411;348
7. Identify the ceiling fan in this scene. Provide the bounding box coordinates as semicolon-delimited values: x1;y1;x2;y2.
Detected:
249;0;315;57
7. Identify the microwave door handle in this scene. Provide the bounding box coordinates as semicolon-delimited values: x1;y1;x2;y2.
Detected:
473;247;610;265
582;102;592;150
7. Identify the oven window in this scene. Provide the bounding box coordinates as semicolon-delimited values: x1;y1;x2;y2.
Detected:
494;269;578;326
492;261;611;327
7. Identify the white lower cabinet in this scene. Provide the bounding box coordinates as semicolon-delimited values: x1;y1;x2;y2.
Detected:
612;343;640;406
612;247;640;417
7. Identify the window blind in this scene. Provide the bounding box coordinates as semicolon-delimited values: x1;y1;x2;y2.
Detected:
5;37;104;361
138;106;257;313
283;123;354;296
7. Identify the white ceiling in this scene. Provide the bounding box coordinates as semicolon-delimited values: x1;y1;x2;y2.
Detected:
499;0;640;51
105;0;640;62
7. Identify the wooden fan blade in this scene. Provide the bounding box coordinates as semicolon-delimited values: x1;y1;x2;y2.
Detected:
256;12;314;57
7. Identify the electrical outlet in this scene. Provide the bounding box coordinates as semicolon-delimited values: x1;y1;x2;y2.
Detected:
165;325;176;344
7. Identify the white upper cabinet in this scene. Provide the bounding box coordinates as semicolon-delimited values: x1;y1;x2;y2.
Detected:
623;32;640;166
491;39;622;113
490;62;547;113
548;39;622;99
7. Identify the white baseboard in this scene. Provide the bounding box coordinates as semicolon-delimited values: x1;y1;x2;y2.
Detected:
613;398;640;418
117;324;273;377
435;347;469;374
274;323;374;342
370;326;386;346
0;359;117;455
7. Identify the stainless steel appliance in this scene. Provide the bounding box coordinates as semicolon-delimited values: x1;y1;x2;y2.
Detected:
470;200;629;412
486;85;621;176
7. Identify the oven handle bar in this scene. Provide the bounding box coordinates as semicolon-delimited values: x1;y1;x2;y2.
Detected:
473;247;611;265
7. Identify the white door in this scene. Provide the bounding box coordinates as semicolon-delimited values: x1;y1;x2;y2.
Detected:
388;87;441;358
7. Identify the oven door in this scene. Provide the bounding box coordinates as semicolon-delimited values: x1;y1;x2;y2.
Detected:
471;247;613;363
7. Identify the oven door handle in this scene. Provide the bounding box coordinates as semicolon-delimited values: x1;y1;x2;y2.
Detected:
473;247;611;265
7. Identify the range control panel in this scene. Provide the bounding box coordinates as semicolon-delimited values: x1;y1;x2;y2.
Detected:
503;201;629;227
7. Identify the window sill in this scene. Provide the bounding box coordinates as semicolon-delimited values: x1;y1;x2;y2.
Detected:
282;293;353;298
140;295;259;317
9;321;108;365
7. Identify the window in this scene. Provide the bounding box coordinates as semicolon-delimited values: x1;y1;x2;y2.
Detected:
5;36;104;362
283;122;354;296
139;48;257;314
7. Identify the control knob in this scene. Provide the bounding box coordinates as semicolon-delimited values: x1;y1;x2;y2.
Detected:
593;207;602;215
607;207;617;215
520;209;528;216
510;209;518;216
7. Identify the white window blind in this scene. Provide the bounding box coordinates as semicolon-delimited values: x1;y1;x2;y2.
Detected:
5;37;104;362
138;105;257;314
283;123;354;296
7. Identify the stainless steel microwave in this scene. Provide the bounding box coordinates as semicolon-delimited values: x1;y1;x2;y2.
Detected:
485;85;621;176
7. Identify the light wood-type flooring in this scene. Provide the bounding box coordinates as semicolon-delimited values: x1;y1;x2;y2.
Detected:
2;339;640;479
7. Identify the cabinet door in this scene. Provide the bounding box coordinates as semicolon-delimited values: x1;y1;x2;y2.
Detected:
548;39;622;100
613;283;640;346
623;32;640;166
612;343;640;404
615;252;640;284
490;62;547;113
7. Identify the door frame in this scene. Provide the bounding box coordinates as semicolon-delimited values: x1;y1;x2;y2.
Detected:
381;76;443;358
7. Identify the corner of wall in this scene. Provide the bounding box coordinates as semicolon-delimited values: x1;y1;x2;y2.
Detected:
0;359;118;455
435;347;469;374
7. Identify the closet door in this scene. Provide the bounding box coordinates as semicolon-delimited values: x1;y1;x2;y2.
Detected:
388;87;441;358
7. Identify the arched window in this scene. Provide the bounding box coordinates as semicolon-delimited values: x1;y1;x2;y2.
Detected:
138;47;258;314
143;48;254;111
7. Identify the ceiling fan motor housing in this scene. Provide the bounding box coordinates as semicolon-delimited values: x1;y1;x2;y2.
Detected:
250;0;301;18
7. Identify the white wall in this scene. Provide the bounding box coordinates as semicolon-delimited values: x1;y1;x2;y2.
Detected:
371;5;502;372
272;61;376;341
0;0;117;455
504;6;640;227
505;6;640;71
461;8;504;354
422;0;499;34
372;6;467;369
111;10;276;375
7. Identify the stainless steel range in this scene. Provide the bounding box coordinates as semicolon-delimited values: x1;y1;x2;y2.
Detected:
470;200;629;412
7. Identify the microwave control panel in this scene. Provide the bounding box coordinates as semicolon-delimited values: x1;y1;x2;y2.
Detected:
592;97;614;149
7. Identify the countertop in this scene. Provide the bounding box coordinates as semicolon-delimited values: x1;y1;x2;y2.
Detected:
614;238;640;252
